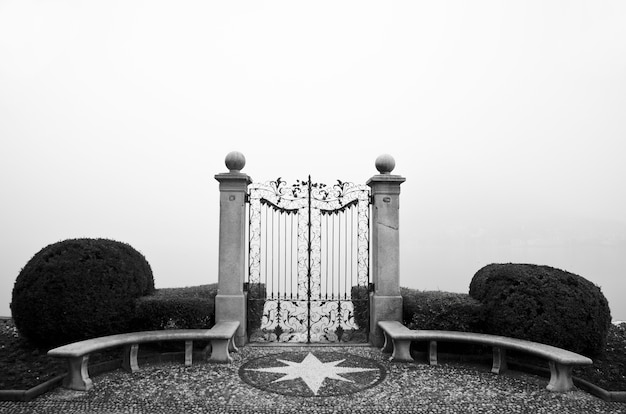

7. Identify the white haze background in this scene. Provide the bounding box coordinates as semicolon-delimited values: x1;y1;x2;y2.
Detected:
1;1;625;319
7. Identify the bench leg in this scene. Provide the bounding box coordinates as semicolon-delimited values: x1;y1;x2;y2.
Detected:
390;338;413;362
185;340;193;366
381;331;393;354
428;340;437;365
122;344;140;373
202;343;212;361
63;355;93;391
491;346;507;374
228;336;239;354
547;362;574;392
209;338;233;363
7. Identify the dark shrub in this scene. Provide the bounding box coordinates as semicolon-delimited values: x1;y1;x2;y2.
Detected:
246;283;267;333
134;284;217;330
11;238;154;348
469;263;612;357
401;287;484;332
350;285;370;331
573;323;626;390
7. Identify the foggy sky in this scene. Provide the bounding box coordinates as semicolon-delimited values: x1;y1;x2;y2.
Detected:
1;1;625;319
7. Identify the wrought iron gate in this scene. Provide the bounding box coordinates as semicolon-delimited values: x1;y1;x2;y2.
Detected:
246;176;371;343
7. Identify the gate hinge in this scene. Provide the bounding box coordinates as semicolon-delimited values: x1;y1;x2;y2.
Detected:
244;193;250;203
368;282;375;293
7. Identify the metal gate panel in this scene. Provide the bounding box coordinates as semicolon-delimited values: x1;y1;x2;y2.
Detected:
246;177;370;343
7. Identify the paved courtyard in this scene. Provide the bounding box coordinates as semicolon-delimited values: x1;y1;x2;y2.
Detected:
1;346;624;413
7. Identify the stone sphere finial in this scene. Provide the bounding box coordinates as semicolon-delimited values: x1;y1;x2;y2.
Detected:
375;154;395;174
225;151;246;172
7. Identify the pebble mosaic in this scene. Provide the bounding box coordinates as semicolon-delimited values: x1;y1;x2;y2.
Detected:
1;346;624;413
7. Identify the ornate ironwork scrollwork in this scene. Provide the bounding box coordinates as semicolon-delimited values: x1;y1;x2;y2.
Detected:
247;176;370;343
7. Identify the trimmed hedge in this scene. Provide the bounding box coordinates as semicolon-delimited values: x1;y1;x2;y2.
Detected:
351;285;370;331
134;284;218;330
401;287;484;332
11;238;154;348
246;283;267;333
469;263;612;357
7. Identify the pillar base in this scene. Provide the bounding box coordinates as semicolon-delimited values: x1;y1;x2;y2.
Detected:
215;293;248;347
369;294;403;347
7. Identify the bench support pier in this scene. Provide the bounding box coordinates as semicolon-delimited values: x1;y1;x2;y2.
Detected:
64;355;93;391
548;362;574;392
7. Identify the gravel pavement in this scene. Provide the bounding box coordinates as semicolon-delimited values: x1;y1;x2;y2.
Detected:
1;346;624;413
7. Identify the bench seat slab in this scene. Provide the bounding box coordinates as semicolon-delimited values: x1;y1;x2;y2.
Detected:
51;322;240;391
377;321;587;393
64;355;93;391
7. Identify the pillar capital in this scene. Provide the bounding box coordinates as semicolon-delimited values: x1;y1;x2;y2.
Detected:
366;174;406;194
214;172;252;191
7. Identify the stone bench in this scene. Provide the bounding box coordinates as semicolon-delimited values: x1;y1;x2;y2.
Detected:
48;321;240;391
378;320;592;392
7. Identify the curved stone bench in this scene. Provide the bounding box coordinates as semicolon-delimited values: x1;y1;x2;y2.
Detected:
378;320;592;392
48;321;239;391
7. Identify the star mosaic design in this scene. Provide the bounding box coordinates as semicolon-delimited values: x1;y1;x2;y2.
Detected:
243;352;381;396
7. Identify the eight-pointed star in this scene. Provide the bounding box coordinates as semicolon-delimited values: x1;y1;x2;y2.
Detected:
246;352;379;395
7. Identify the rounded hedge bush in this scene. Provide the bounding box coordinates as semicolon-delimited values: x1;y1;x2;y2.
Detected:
469;263;611;357
11;238;155;348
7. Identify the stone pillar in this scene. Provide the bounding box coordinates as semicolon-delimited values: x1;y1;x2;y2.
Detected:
367;154;406;347
214;151;251;347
